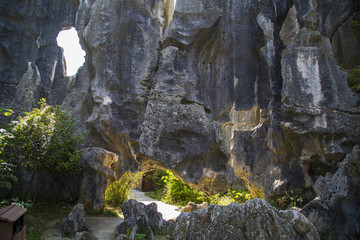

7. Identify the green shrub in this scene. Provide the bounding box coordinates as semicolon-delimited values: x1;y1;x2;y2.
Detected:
149;170;252;206
151;170;169;190
269;188;313;210
209;189;253;206
1;99;85;201
105;171;143;207
134;233;147;240
0;159;17;190
351;12;360;37
0;197;32;209
151;170;207;206
0;108;16;191
348;65;360;93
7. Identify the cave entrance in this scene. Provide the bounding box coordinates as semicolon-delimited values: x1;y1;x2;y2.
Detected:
56;27;85;76
137;170;157;192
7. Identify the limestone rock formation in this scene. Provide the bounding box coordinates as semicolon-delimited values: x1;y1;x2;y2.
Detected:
170;198;320;240
115;198;319;240
332;12;360;69
1;0;360;204
0;0;79;113
79;147;119;210
301;145;360;239
180;201;208;213
59;203;90;237
113;199;171;240
137;0;360;198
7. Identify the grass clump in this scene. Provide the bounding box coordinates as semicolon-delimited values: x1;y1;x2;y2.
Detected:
105;171;143;207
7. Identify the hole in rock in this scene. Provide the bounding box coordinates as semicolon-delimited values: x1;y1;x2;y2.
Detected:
104;169;253;211
56;27;86;76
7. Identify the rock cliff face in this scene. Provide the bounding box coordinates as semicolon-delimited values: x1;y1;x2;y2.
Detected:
1;0;360;201
301;145;360;239
0;0;79;113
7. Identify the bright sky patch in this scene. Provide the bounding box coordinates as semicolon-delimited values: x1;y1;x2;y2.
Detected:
56;27;85;76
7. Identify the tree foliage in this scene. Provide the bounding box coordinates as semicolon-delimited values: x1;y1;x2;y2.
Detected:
347;65;360;93
0;108;16;190
0;99;85;200
0;108;13;117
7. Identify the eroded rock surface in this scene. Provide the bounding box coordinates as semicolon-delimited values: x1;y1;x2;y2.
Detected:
113;199;172;240
1;0;360;201
301;146;360;239
170;198;319;240
180;201;208;213
59;203;90;237
79;147;119;210
0;0;79;113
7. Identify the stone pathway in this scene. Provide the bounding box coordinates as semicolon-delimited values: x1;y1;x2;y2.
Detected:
42;190;179;239
130;189;181;220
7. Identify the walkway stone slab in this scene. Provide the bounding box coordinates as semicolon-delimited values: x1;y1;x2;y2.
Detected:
130;190;180;220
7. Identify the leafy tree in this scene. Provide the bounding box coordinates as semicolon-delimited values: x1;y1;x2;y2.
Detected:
3;99;85;201
0;108;16;191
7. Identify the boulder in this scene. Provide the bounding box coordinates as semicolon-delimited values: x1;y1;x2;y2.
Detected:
170;199;319;240
180;201;208;213
79;147;119;210
301;146;360;239
113;199;171;240
59;203;90;237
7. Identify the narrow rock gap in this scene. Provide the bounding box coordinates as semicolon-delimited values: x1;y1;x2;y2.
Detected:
56;27;86;76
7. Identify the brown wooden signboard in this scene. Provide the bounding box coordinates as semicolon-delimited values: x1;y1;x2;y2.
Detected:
0;205;27;240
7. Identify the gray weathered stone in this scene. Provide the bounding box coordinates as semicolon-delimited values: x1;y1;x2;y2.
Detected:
170;198;319;240
113;199;168;240
79;147;119;210
331;12;360;69
1;0;360;203
139;45;228;194
180;201;208;213
0;0;79;112
59;203;90;237
301;145;360;239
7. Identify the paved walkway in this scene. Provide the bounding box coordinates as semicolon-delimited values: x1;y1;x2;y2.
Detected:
130;189;181;220
42;190;179;239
